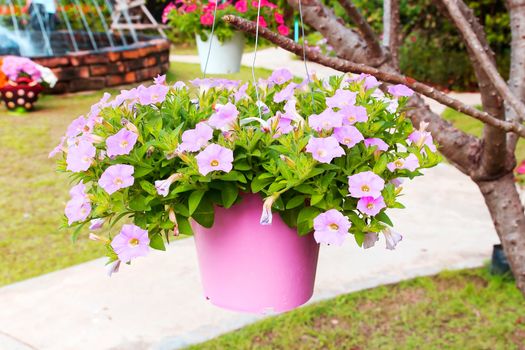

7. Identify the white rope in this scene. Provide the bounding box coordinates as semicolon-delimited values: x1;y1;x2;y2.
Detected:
298;0;315;106
251;0;263;119
203;0;219;78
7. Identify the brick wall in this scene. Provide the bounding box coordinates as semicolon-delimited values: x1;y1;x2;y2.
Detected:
32;38;171;94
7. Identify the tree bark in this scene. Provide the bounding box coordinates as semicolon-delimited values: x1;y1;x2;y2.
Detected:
477;174;525;295
383;0;401;68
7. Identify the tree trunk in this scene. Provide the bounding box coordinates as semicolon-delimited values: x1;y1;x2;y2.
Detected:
477;174;525;296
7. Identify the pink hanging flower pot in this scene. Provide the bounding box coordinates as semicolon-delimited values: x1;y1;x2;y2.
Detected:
192;193;320;314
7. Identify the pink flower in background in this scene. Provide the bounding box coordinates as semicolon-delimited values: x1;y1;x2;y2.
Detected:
357;196;386;216
111;224;150;263
258;15;268;28
340;105;368;125
1;56;41;81
306;136;345;163
235;0;248;12
178;122;213;152
234;83;248;102
363;232;379;249
348;171;385;198
208;102;239;130
106;129;138;157
200;12;214;26
154;74;166;85
308;109;343;131
388;84;414;97
273;82;297;103
66;140;96;172
384;227;402;250
185;3;197;12
326;89;357;109
196;144;234;175
98;164;135;195
162;2;176;24
277;25;290;36
268;68;293;86
333;125;364;148
364;138;389;152
274;12;284;24
517;161;525;175
387;154;420;172
313;209;352;246
138;84;169;105
173;81;187;90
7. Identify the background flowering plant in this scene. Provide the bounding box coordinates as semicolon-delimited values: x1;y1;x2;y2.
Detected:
1;56;57;88
163;0;290;43
52;69;440;270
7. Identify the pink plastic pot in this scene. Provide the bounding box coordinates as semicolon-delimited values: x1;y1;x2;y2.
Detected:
193;193;320;314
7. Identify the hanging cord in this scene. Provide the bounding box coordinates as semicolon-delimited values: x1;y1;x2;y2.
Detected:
251;0;263;119
298;0;315;106
203;0;219;78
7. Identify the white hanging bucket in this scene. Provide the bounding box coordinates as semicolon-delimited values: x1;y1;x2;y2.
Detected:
195;32;245;74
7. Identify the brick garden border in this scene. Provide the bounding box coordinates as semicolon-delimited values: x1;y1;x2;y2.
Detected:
32;38;171;94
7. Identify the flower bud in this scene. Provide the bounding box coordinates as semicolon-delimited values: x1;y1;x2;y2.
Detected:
260;193;280;225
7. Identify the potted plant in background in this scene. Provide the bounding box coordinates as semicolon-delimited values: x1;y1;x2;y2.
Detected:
163;0;290;74
51;69;440;313
0;56;57;112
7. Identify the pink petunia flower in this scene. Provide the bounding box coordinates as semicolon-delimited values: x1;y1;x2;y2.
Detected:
234;83;248;102
89;218;105;230
66;115;92;138
407;121;437;152
387;154;420;172
98;164;135;195
258;15;268;28
200;12;214;26
195;144;234;176
208;102;239;130
306;136;346;163
326;89;357;109
388;84;414;97
357;196;386;216
66;140;96;173
110;224;150;263
333;125;364;148
273;82;297;103
178;122;214;152
364;138;389;151
340;105;368;125
138;84;169;105
313;209;352;246
274;12;284;24
65;197;91;225
162;2;176;24
308;109;343;131
268;68;293;86
155;173;183;197
154;74;166;85
348;171;385;198
106;128;138;158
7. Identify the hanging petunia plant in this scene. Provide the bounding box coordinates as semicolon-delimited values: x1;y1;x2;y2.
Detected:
51;69;440;270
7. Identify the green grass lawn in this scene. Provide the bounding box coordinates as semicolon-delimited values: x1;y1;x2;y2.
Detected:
189;268;525;350
442;107;525;161
0;62;270;287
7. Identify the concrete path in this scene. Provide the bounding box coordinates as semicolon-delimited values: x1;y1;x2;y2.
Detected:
0;164;499;350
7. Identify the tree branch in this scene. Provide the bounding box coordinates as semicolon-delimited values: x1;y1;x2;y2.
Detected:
224;14;525;139
441;0;525;123
337;0;383;58
383;0;401;68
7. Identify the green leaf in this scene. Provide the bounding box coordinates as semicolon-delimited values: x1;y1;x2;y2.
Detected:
251;175;274;193
129;195;151;211
177;215;194;235
140;180;158;196
192;196;215;228
150;234;166;251
297;206;321;224
373;154;388;175
376;211;393;226
221;183;239;209
286;195;307;209
188;190;206;215
310;194;324;206
173;203;189;217
354;231;365;246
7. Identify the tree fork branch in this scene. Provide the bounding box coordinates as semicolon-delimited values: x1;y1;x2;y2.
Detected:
337;0;383;58
223;14;525;139
441;0;525;123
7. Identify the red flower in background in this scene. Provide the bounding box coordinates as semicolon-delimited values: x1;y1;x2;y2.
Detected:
235;0;248;13
200;12;214;26
252;0;277;9
517;160;525;175
162;2;176;24
277;24;289;36
274;12;284;24
258;15;267;27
